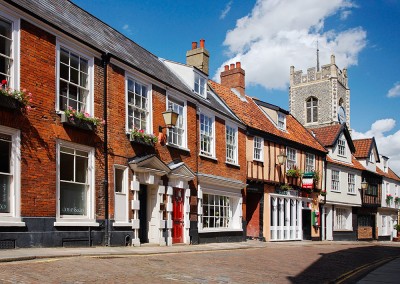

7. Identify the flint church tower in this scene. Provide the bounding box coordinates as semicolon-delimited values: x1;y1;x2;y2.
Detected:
289;54;350;130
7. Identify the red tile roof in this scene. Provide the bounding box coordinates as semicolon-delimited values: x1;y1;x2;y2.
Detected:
311;124;342;147
353;138;373;159
209;81;326;153
326;155;365;171
376;167;400;182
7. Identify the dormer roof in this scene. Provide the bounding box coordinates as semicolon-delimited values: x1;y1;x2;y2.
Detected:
312;124;355;153
353;138;380;162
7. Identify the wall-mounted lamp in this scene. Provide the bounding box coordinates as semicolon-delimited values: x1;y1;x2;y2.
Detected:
159;107;179;132
277;152;287;166
361;178;368;190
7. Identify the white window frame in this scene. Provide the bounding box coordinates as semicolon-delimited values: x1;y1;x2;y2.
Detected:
286;147;297;170
0;11;20;90
199;111;215;158
334;207;351;230
55;140;98;226
277;112;286;130
253;136;263;162
338;136;346;156
348;173;355;194
305;153;315;172
113;165;130;226
125;75;152;134
194;72;207;98
0;125;23;226
166;94;187;149
56;41;94;114
225;123;238;165
331;169;340;192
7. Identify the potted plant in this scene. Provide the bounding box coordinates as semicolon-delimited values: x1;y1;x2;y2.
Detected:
386;194;393;204
395;197;400;206
0;79;33;111
286;166;301;178
394;224;400;238
279;183;293;191
61;106;104;131
320;190;327;197
130;128;158;146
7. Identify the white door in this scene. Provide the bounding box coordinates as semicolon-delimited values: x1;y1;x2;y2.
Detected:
114;166;128;223
147;185;159;243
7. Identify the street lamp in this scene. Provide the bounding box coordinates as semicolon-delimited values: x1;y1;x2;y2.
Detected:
277;152;287;166
159;107;179;132
361;178;368;190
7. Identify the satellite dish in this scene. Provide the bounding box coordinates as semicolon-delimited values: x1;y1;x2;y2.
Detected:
338;106;346;124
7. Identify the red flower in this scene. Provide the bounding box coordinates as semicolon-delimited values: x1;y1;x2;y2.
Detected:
1;79;7;86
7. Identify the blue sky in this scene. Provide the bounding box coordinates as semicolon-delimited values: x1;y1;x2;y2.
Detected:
71;0;400;173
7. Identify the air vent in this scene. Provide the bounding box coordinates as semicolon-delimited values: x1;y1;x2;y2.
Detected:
0;240;16;250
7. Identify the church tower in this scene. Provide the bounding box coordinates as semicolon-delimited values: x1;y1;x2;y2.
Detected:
289;54;350;129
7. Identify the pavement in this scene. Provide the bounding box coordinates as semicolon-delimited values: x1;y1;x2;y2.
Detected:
0;240;399;283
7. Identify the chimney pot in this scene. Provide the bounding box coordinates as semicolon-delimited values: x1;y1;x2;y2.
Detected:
192;41;197;50
230;63;235;69
200;39;205;48
236;62;241;69
224;65;229;71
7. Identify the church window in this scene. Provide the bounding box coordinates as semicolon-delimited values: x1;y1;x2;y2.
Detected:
306;97;318;123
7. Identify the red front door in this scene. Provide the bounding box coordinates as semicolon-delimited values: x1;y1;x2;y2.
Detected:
172;188;184;243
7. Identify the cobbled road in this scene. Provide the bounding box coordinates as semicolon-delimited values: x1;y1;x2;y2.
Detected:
1;242;400;283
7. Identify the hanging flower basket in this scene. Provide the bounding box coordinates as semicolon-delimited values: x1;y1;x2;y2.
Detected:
61;112;96;131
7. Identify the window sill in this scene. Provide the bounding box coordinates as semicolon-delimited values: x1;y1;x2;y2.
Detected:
0;219;26;227
331;190;341;193
253;159;263;163
226;161;240;168
347;192;357;195
166;143;190;152
199;228;242;233
54;220;100;227
113;222;132;227
199;153;217;161
333;229;353;232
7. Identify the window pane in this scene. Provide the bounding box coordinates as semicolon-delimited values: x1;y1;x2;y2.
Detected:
75;156;88;183
115;168;124;193
0;138;11;173
60;49;69;64
70;67;79;84
0;174;10;213
60;152;74;181
60;63;69;80
60;182;86;215
70;53;79;69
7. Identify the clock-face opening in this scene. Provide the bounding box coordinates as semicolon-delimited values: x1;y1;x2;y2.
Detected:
338;106;346;124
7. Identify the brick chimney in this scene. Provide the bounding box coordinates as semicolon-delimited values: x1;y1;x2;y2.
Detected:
220;62;245;96
186;39;210;75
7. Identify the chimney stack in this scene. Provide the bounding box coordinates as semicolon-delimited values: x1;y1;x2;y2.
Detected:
220;62;245;96
186;39;210;75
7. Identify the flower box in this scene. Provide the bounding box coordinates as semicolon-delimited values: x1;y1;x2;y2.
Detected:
0;94;22;110
61;113;95;131
129;133;156;147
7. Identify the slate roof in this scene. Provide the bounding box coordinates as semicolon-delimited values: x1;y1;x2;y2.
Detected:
311;124;355;153
209;80;326;153
9;0;192;95
353;138;377;159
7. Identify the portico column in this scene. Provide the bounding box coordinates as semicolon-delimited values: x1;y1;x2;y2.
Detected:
130;175;140;246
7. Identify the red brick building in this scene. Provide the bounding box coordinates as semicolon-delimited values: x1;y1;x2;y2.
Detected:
0;0;245;248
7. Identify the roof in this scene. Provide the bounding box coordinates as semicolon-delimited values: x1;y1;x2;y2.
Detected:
353;138;380;161
327;155;365;171
376;167;400;182
312;124;355;153
209;80;326;153
10;0;192;96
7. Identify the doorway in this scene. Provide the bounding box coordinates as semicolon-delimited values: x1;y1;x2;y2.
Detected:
302;209;312;240
172;188;184;243
139;184;148;243
246;191;262;239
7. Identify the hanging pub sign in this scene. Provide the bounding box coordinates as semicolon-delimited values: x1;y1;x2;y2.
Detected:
302;172;314;189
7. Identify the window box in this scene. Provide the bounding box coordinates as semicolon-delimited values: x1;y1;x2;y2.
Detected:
61;113;95;131
129;133;156;147
0;95;22;110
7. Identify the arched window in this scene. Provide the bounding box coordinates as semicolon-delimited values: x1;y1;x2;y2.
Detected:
306;97;318;123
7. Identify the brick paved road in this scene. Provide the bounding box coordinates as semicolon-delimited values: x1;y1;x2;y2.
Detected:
0;242;399;283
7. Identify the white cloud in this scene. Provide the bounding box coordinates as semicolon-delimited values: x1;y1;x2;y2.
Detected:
214;0;366;90
122;24;133;35
220;1;233;20
353;119;400;175
340;10;352;20
387;82;400;98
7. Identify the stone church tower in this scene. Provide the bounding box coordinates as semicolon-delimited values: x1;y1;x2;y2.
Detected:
289;54;350;130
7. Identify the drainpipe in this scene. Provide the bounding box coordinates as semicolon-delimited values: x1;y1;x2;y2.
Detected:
102;53;111;246
321;155;328;241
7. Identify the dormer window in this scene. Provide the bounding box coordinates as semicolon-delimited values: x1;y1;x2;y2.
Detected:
278;112;286;130
194;72;206;98
338;136;346;156
369;151;374;163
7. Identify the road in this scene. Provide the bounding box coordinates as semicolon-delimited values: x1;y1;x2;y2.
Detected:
0;242;399;283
